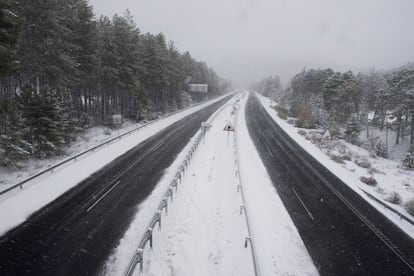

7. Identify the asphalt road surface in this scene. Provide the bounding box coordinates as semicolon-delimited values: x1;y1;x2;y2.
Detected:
0;96;230;276
245;93;414;275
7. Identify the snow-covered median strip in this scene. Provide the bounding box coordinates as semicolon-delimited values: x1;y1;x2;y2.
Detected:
0;94;230;236
103;94;250;276
142;97;253;276
256;93;414;239
237;93;318;275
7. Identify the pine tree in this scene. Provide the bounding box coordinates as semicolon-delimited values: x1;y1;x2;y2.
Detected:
17;0;77;87
323;71;362;124
69;0;98;87
0;99;31;167
386;68;414;145
19;85;72;158
345;118;361;145
0;0;20;76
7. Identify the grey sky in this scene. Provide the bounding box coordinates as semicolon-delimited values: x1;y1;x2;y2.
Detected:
89;0;414;88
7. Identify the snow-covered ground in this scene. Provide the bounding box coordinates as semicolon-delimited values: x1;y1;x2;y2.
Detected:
105;92;317;276
0;120;139;190
0;94;229;235
257;94;414;238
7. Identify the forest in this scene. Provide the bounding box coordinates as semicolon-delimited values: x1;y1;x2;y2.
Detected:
252;64;414;166
0;0;230;166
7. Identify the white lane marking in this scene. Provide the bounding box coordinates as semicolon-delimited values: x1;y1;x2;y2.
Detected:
86;140;164;213
265;143;274;158
292;187;315;220
150;141;164;152
87;181;121;212
123;141;164;173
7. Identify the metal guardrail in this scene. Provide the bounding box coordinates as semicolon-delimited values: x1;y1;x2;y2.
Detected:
232;94;260;276
123;130;203;276
123;95;234;276
0;96;228;197
359;188;414;226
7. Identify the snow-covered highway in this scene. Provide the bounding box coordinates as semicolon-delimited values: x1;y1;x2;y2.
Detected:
1;91;413;276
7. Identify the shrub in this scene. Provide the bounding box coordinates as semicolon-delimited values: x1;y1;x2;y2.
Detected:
359;176;377;186
330;154;345;164
277;111;287;120
375;141;388;158
354;158;371;169
402;149;414;170
297;129;306;136
104;116;115;128
326;119;341;138
295;106;316;129
272;105;289;120
344;119;361;145
384;191;402;205
368;167;383;175
375;187;385;195
287;118;296;125
405;199;414;216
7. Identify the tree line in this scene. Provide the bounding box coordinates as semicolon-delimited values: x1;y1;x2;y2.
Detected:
252;63;414;158
0;0;230;166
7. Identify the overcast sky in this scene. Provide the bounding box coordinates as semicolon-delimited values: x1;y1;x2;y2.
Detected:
89;0;414;88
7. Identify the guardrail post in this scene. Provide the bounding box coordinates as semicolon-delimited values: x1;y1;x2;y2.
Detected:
237;184;241;193
169;187;173;201
162;197;168;214
137;248;144;272
172;179;178;191
148;227;153;248
240;205;245;215
244;236;251;248
156;210;162;229
175;173;181;183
